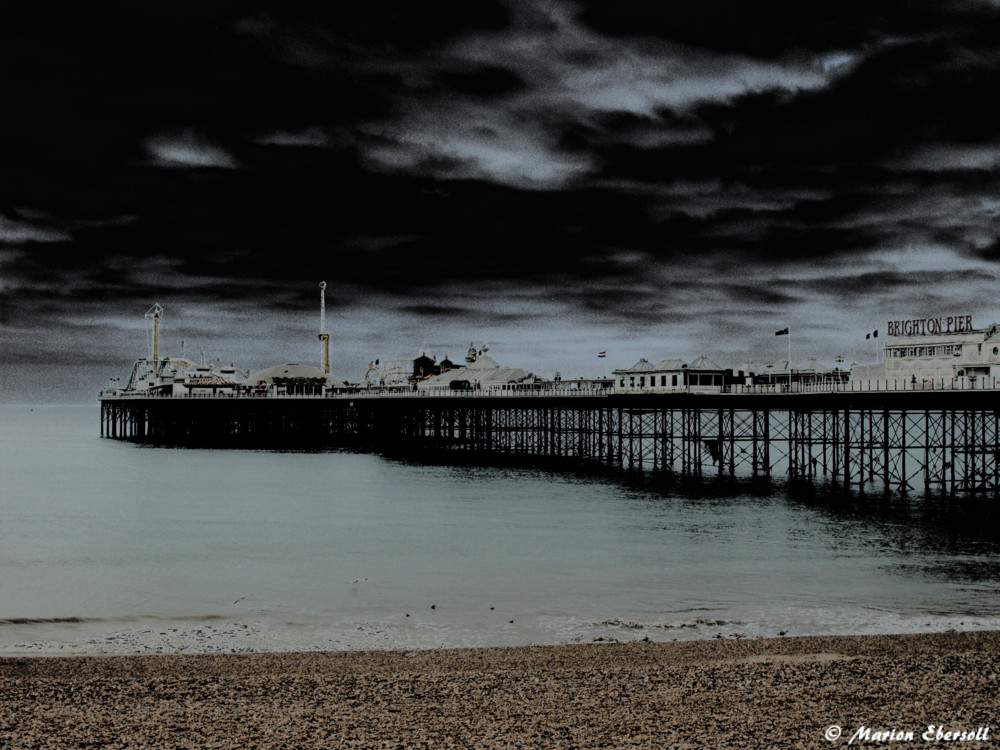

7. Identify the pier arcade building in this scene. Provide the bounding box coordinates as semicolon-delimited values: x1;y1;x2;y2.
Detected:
852;317;1000;386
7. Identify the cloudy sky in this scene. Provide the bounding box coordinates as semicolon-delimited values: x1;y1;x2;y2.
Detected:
4;1;1000;402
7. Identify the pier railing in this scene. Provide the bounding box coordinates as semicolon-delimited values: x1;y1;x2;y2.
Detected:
100;387;613;400
728;376;999;394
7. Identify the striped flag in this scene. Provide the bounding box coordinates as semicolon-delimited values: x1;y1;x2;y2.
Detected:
597;351;606;358
775;328;789;336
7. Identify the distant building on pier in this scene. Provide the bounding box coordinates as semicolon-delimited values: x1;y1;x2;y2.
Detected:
411;353;457;382
416;354;539;392
412;353;438;380
746;358;848;388
549;375;615;392
248;363;349;396
613;356;731;392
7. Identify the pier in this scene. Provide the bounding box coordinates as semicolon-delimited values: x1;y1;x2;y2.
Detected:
100;388;1000;497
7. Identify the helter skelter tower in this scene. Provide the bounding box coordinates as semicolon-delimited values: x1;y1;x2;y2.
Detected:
319;281;331;375
145;303;164;362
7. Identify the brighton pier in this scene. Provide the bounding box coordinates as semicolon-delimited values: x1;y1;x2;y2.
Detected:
100;294;1000;497
101;388;1000;497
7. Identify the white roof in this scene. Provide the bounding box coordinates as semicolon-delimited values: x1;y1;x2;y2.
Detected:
617;359;655;373
652;359;686;371
467;355;500;370
615;356;725;374
688;355;724;371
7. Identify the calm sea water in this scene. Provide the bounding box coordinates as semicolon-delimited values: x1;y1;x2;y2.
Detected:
3;404;1000;654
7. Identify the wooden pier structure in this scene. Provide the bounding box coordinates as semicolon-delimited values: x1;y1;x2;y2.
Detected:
100;390;1000;496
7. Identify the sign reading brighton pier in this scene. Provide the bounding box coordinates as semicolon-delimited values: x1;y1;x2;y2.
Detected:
887;315;973;336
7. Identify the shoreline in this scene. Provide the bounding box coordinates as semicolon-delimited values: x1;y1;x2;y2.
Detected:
3;630;998;748
5;612;1000;659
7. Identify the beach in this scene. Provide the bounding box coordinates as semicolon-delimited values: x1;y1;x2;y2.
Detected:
2;630;997;749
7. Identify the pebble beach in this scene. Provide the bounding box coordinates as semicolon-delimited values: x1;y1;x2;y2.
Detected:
2;630;997;749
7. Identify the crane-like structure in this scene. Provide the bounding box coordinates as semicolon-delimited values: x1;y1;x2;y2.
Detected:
319;281;331;375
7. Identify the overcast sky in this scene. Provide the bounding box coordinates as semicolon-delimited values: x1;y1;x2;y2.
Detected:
4;1;1000;402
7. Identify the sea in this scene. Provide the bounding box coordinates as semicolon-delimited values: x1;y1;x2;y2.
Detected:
3;404;1000;655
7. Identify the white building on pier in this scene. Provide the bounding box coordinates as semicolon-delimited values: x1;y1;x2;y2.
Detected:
613;356;728;392
851;318;1000;386
416;354;540;392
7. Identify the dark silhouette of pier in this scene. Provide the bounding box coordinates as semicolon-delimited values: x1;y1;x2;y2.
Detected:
100;389;1000;497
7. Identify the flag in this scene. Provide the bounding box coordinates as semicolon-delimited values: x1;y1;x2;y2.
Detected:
775;328;789;336
865;329;878;340
873;329;878;338
597;351;606;358
865;333;870;340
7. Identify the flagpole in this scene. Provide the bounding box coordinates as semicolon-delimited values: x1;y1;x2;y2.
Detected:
774;327;790;385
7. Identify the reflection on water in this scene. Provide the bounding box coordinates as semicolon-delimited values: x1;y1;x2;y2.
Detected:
2;405;1000;653
787;485;1000;585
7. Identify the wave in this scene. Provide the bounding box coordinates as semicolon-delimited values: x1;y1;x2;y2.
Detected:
0;613;230;627
0;616;97;625
599;617;745;630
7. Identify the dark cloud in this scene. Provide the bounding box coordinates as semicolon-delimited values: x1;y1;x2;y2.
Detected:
437;65;527;99
4;0;1000;400
397;303;472;318
575;0;996;59
972;237;1000;261
796;268;995;297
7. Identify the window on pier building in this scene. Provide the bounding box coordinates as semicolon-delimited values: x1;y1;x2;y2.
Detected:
639;376;645;387
672;375;678;386
661;375;666;386
890;344;965;358
688;373;723;386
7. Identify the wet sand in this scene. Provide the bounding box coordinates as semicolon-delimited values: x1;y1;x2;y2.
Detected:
2;630;997;749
